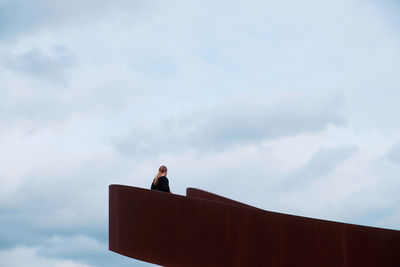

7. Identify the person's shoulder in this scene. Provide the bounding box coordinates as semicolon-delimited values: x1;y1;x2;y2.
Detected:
159;176;168;181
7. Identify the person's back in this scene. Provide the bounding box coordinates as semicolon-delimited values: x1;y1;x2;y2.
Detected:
151;166;170;193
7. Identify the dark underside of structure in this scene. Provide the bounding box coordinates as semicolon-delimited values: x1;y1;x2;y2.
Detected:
109;184;400;267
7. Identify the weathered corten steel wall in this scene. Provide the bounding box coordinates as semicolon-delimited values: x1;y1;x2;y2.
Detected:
109;184;400;267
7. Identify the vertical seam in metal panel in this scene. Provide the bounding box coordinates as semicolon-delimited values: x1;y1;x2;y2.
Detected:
341;224;348;267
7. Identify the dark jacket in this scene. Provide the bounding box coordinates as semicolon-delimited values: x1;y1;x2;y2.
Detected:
151;176;170;193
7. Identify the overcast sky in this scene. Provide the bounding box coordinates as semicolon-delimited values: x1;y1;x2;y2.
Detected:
1;0;400;266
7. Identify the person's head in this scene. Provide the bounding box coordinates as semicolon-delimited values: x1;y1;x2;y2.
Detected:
154;165;167;185
158;165;167;176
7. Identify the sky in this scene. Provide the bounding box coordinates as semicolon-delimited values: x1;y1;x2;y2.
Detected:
1;0;400;266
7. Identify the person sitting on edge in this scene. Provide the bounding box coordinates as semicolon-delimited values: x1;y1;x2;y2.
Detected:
151;165;171;193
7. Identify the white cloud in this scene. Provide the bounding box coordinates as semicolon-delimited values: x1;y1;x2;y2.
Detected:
0;237;154;267
383;142;400;164
114;91;346;155
280;145;357;191
0;246;91;267
1;46;75;81
1;0;400;266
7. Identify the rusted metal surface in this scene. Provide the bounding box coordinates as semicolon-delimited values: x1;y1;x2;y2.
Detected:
109;184;400;267
186;187;256;209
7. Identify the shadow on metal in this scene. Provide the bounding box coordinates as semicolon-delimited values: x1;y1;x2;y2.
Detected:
109;184;400;267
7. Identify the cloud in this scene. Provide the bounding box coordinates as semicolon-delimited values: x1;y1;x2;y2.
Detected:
1;0;400;266
0;61;145;131
114;91;345;155
0;246;91;267
0;243;152;267
36;235;142;267
37;235;103;260
383;142;400;164
2;46;75;81
0;155;116;247
0;153;158;266
0;0;151;41
281;145;357;191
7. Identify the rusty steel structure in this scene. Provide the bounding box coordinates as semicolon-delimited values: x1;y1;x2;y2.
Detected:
109;184;400;266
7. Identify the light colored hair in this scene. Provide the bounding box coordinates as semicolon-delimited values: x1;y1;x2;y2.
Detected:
153;165;167;185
